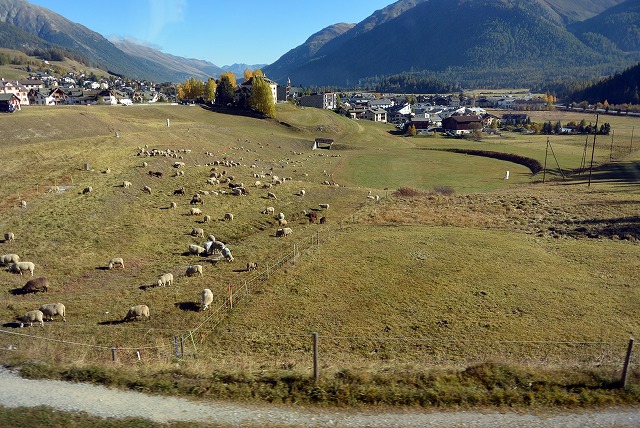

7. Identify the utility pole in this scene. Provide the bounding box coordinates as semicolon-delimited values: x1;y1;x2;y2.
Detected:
588;114;599;187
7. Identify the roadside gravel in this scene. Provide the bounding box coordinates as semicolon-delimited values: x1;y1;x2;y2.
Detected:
1;367;639;427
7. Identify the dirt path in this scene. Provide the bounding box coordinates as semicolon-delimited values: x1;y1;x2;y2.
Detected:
1;367;639;427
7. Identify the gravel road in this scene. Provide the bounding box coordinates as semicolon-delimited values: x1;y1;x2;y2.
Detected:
1;367;639;427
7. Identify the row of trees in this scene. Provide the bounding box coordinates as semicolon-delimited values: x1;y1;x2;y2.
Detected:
176;69;275;117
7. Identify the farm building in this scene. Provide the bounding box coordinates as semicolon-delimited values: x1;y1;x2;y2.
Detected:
442;115;483;135
0;93;20;112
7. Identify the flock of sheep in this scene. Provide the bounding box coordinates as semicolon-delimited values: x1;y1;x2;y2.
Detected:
2;142;344;330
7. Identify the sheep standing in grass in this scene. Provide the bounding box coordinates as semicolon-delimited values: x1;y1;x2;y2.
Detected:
22;277;49;294
142;185;152;194
156;273;174;287
201;288;214;310
82;186;93;194
10;261;35;276
186;264;203;277
0;254;19;265
108;258;125;269
191;227;205;238
4;232;15;242
203;215;211;223
123;305;149;322
267;191;277;199
169;202;177;209
188;244;206;256
224;212;234;221
19;310;44;327
319;203;329;209
39;303;66;322
299;189;305;197
278;218;288;227
190;207;202;216
262;206;275;215
123;181;132;188
246;262;258;271
20;200;27;208
276;227;293;237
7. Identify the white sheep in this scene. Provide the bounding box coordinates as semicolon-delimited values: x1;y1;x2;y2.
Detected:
170;202;177;209
0;253;19;265
224;212;234;221
190;207;202;216
191;227;205;238
188;244;206;256
143;185;152;194
156;273;174;287
123;305;150;322
108;258;125;269
299;189;306;197
201;288;214;310
203;215;211;223
19;310;44;327
267;191;277;199
246;262;258;271
277;212;285;220
39;303;66;322
20;200;27;208
262;206;275;215
185;264;203;277
319;203;330;209
9;261;35;276
206;234;216;243
82;186;93;194
4;232;15;242
123;181;132;188
276;227;293;237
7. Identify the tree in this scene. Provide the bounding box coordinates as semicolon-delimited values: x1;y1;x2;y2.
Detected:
219;71;236;88
215;75;235;106
247;76;275;117
406;124;417;136
253;69;264;77
243;69;253;82
204;78;216;103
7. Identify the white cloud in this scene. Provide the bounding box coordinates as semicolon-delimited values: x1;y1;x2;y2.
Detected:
147;0;186;40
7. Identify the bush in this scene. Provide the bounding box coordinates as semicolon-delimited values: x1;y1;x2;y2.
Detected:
393;187;425;197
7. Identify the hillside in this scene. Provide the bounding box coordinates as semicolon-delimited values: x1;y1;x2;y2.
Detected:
265;0;637;88
569;0;640;52
567;61;640;104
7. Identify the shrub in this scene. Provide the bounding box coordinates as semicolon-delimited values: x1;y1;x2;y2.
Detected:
393;187;425;197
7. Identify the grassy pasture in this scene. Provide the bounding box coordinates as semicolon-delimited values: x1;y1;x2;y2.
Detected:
1;104;639;408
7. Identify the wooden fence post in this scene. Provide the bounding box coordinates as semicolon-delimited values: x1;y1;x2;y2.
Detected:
111;347;117;362
174;336;179;358
180;337;184;358
313;332;319;382
621;337;634;388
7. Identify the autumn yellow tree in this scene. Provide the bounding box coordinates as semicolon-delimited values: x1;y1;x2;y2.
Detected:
204;78;217;103
177;77;205;101
247;76;275;117
253;69;264;77
243;69;253;82
219;71;237;88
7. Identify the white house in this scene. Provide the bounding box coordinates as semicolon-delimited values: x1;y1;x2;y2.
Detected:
241;76;278;104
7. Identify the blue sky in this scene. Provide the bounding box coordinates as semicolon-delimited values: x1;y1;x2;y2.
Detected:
27;0;394;67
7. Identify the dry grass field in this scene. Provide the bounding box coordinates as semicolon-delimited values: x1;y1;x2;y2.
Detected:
0;103;639;407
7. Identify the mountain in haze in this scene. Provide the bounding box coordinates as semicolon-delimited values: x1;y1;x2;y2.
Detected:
221;63;269;77
0;0;228;82
264;0;637;88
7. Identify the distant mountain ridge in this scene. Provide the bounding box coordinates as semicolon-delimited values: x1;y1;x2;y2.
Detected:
264;0;637;88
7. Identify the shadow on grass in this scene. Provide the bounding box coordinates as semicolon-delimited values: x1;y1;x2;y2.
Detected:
95;266;110;271
175;301;200;312
2;322;21;328
8;288;28;296
98;320;125;325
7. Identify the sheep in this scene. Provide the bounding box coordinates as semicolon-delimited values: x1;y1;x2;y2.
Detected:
191;227;205;238
122;181;132;188
82;186;92;194
156;273;174;287
190;194;204;205
142;161;148;167
123;304;150;322
142;185;152;194
319;203;329;209
267;191;277;199
203;214;211;223
276;227;293;237
224;212;234;221
204;240;226;255
307;211;318;223
201;288;214;310
246;262;258;271
299;189;306;197
185;264;203;277
107;258;125;269
9;261;35;276
278;218;288;227
19;310;44;328
20;200;27;208
254;180;262;187
188;244;206;256
169;202;177;209
190;207;202;216
39;303;66;322
277;212;286;220
320;216;327;224
174;187;186;195
21;277;49;294
206;234;216;243
4;232;15;242
0;253;20;265
262;207;275;215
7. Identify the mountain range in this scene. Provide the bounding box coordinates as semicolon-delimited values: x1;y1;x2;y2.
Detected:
0;0;639;89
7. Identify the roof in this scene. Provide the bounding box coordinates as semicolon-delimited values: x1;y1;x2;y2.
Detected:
445;115;482;124
0;93;19;101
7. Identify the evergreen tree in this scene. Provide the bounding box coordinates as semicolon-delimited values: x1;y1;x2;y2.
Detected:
215;74;235;106
247;76;275;117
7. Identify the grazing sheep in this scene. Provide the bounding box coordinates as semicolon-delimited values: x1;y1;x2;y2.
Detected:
19;310;44;328
0;253;20;265
204;240;226;255
9;261;35;276
39;303;66;322
21;277;49;294
299;189;306;197
277;212;285;220
201;288;214;310
82;186;93;194
169;202;177;209
190;207;202;216
206;234;216;243
267;191;277;199
190;194;204;205
319;203;329;209
320;216;327;224
307;211;318;223
276;227;293;237
156;273;174;287
262;207;275;215
188;244;206;256
254;180;261;187
123;304;150;322
278;218;288;227
20;200;27;208
174;187;186;195
123;181;132;188
108;258;125;269
142;161;148;167
224;212;234;221
185;264;203;277
4;232;15;242
203;215;211;223
191;227;205;238
143;185;152;194
246;262;258;271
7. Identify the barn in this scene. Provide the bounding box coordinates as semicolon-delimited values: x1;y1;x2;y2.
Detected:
0;93;20;112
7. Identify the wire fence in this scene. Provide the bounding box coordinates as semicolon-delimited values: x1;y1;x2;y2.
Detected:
0;218;636;381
